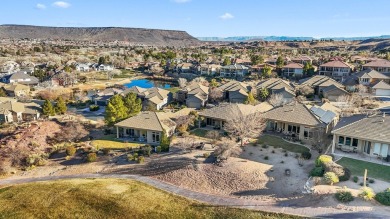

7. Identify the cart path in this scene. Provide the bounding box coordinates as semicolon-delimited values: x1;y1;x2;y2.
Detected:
0;174;387;219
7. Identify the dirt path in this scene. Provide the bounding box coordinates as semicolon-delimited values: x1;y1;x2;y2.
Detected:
0;173;388;219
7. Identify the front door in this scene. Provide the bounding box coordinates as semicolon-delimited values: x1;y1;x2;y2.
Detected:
364;141;371;154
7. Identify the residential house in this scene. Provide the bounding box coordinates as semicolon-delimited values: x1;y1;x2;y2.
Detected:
1;71;39;86
92;64;114;72
92;88;124;106
319;61;353;81
264;102;333;144
363;60;390;75
75;63;91;72
1;61;20;74
250;64;276;76
291;56;313;65
198;64;221;75
220;64;249;78
257;78;296;101
177;82;209;109
114;111;176;145
343;69;390;92
176;63;194;74
0;101;41;123
218;80;250;103
299;75;345;95
372;80;390;96
199;103;273;129
3;83;30;97
322;85;349;101
282;62;304;77
124;86;171;110
331;114;390;162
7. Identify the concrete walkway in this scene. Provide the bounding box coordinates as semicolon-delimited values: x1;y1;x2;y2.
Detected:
0;174;387;219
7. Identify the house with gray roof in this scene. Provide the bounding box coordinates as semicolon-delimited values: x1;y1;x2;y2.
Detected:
114;111;176;145
218;80;250;103
372;80;390;96
0;101;41;123
322;84;349;101
178;82;209;109
263;102;334;143
299;75;345;96
331;113;390;162
257;78;296;101
1;71;39;86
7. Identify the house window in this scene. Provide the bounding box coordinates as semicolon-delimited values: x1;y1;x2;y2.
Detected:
151;132;160;143
345;137;352;146
338;136;344;144
352;139;358;147
126;129;135;136
288;125;292;132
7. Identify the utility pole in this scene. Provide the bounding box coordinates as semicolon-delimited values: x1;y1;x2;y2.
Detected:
363;169;367;187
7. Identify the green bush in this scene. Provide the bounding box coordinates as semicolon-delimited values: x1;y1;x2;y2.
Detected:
127;154;134;161
156;146;162;153
301;151;312;160
65;145;76;156
375;189;390;206
142;145;152;157
310;166;325;177
89;105;100;111
353;176;359;183
133;153;139;160
87;153;97;162
323;161;351;181
369;179;375;184
138;156;145;164
315;155;333;167
335;190;354;203
264;156;269;160
359;187;375;201
323;172;339;185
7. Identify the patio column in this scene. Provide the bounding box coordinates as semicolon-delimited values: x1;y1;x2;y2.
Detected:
116;126;119;139
331;134;336;154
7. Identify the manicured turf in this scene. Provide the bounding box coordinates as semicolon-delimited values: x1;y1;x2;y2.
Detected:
257;135;310;154
337;157;390;182
0;179;301;219
190;128;209;138
91;135;143;150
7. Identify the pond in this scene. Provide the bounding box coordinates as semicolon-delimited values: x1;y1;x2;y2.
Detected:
124;79;173;89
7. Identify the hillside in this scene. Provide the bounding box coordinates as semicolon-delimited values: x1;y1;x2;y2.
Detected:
0;25;200;47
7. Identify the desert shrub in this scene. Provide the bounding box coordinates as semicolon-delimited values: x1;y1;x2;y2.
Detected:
65;146;76;156
323;161;351;181
89;105;100;111
87;153;97;162
310;166;325;177
0;160;11;176
262;145;268;149
353;176;359;183
133;153;139;160
301;151;312;160
156;146;162;153
284;152;288;157
375;189;390;206
102;148;111;155
359;187;375;201
127;154;134;161
203;153;210;158
264;156;269;160
271;150;275;154
323;172;339;185
142;145;152;157
65;156;71;161
369;179;375;184
335;189;354;203
138;156;145;164
315;155;333;167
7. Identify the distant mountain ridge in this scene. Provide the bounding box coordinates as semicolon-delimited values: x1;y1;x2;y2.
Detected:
198;35;390;42
0;25;200;47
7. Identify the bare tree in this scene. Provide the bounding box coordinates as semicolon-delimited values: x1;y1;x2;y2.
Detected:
205;130;220;146
214;137;241;161
224;111;266;146
268;93;288;107
297;85;314;97
178;78;187;88
193;77;209;86
209;88;223;103
174;115;195;134
55;121;89;143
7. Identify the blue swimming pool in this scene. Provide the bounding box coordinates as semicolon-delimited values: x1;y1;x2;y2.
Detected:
124;79;172;89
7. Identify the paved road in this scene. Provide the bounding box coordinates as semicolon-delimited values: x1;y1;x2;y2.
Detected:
0;174;388;219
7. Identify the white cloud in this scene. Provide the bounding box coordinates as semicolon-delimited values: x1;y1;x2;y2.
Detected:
36;3;46;10
172;0;191;3
52;1;71;8
220;13;234;20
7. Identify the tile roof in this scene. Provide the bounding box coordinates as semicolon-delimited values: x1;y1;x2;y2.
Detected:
299;75;344;88
363;60;390;68
372;80;390;90
263;102;324;127
218;80;249;92
283;62;304;69
257;78;294;91
332;114;390;143
115;111;174;132
199;103;270;121
320;60;352;68
355;69;389;80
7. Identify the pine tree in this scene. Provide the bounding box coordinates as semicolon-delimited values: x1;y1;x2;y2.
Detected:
160;130;170;152
55;96;67;114
223;57;231;66
42;100;55;116
245;92;256;105
210;79;218;88
104;94;128;125
261;65;272;78
276;56;284;68
259;88;269;101
123;93;142;117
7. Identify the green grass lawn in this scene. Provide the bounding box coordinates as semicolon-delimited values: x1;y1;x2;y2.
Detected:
190;129;209;138
0;179;301;219
257;135;309;154
337;157;390;182
167;87;180;94
91;135;143;150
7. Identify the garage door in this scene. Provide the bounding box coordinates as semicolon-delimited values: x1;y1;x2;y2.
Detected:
376;89;390;96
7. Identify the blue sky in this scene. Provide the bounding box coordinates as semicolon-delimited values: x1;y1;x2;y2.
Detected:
1;0;390;37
